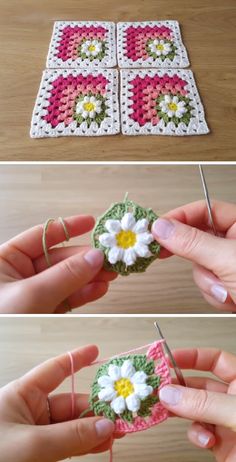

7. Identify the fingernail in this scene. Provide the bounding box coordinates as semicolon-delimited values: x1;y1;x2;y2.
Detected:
198;433;210;447
159;386;182;406
95;419;114;437
152;219;175;240
210;284;227;303
84;249;104;267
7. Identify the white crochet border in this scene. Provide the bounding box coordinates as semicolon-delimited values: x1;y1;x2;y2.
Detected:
120;69;209;136
30;69;120;138
117;21;190;68
46;21;117;68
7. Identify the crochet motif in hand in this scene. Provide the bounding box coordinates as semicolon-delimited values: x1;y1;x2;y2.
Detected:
30;69;120;138
117;21;189;68
89;341;171;434
121;69;209;136
92;199;160;276
47;21;117;68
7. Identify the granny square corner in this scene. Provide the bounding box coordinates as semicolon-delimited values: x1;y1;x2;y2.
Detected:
117;21;190;68
46;21;117;68
30;68;120;138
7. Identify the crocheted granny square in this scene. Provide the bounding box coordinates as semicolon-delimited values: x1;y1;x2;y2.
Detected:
46;21;116;68
117;21;189;68
89;341;171;434
120;69;209;136
30;69;120;138
92;199;160;276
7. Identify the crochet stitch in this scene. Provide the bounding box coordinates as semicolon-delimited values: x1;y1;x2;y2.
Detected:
120;69;209;135
89;341;171;434
30;69;120;137
117;21;189;68
92;199;160;276
46;21;117;68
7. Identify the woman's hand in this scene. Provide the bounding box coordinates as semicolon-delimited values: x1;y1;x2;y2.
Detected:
152;200;236;311
0;345;116;462
159;348;236;461
0;215;117;314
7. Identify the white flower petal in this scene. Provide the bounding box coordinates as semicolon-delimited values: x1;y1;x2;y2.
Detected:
99;233;116;248
167;110;174;117
137;232;153;245
173;96;179;103
134;243;152;258
90;96;96;103
84;96;90;103
108;246;124;264
98;375;114;388
165;95;171;103
131;371;147;384
121;213;136;231
126;393;141;412
133;219;149;234
98;386;116;402
96;106;102;114
121;360;135;379
82;111;88;118
108;364;121;381
89;110;95;118
123;248;137;266
105;219;121;233
175;111;184;118
134;384;153;399
111;396;126;414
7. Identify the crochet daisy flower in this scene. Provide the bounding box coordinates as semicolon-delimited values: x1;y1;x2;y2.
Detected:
98;212;154;266
98;359;153;414
159;95;187;118
148;39;172;56
75;95;102;119
80;39;103;57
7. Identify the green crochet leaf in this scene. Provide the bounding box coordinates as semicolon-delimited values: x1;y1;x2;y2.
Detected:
92;199;160;276
146;39;177;61
137;395;159;418
146;375;160;389
121;410;133;423
93;400;116;422
73;92;108;128
156;94;193;127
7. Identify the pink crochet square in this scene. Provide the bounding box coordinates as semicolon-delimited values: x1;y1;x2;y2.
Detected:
30;69;120;137
117;21;189;68
47;21;116;68
121;69;209;136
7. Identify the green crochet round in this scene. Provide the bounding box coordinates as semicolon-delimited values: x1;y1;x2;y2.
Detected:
92;199;160;276
89;355;160;423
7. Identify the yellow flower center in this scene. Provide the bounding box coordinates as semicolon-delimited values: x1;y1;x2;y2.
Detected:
156;43;164;51
114;378;134;398
88;44;96;52
116;230;137;249
168;102;177;112
83;102;95;112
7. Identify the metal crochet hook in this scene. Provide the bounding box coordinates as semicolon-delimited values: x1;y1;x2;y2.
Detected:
199;165;219;237
154;322;186;387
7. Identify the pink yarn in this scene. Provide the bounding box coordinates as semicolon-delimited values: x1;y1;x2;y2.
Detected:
125;25;173;61
56;25;107;61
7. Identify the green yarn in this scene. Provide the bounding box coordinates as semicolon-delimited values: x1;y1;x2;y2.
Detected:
157;94;193;127
89;355;160;424
92;199;160;276
73;92;108;128
146;39;177;61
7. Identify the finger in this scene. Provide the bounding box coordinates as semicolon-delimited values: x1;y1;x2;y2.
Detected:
34;246;117;282
163;200;236;234
33;417;114;461
56;281;109;313
1;215;95;260
49;393;92;422
171;376;228;394
200;290;236;313
192;264;232;305
25;248;104;311
20;345;98;394
169;348;236;383
187;422;216;449
159;385;236;429
152;217;234;273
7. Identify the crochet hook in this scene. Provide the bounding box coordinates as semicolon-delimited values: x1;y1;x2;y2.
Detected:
199;165;219;237
154;322;186;387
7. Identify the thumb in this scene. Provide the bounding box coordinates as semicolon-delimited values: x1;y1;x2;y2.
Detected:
33;417;114;461
159;385;236;430
25;249;104;311
152;218;232;273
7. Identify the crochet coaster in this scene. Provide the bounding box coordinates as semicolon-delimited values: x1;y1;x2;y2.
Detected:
117;21;189;68
30;69;120;138
92;199;160;276
120;69;209;136
46;21;116;68
89;341;171;434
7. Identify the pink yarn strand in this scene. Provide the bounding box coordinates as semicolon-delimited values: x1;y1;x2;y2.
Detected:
91;340;165;366
68;351;76;420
